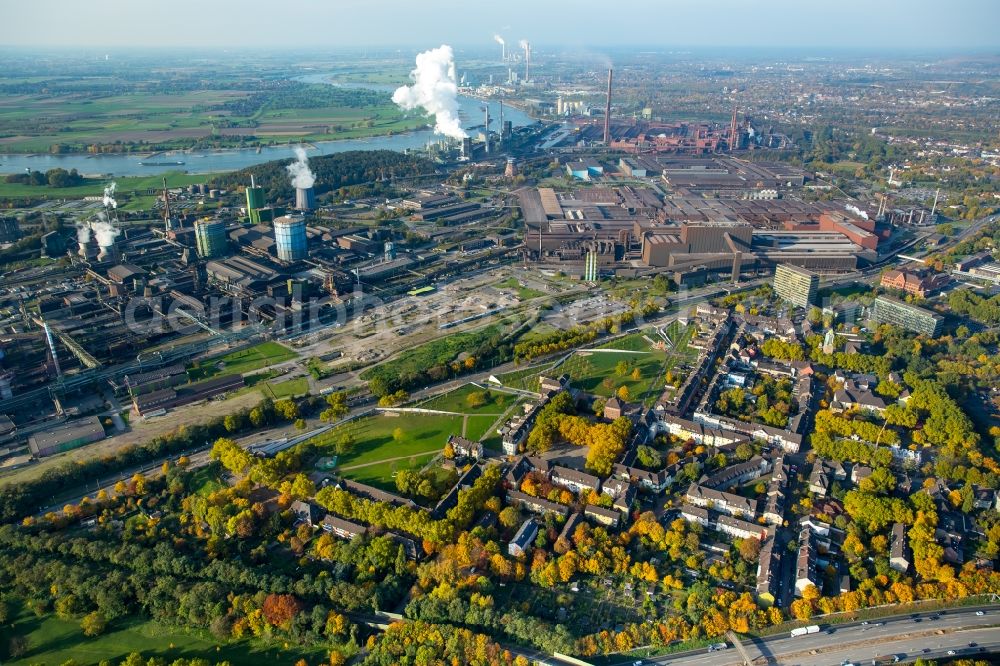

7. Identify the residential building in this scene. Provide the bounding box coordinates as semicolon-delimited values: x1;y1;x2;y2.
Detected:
831;381;887;414
685;483;758;519
890;522;910;573
871;296;943;337
680;503;710;527
584;504;621;528
509;517;540;557
551;465;602;494
701;456;772;490
321;515;367;540
716;514;769;541
290;500;320;526
613;464;673;493
506;490;569;518
432;465;483;519
756;538;782;606
557;513;584;546
613;486;636;514
773;264;818;308
880;269;948;298
387;531;423;560
447;434;483;460
795;527;819;597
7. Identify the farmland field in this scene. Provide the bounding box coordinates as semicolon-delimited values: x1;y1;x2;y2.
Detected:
0;85;426;154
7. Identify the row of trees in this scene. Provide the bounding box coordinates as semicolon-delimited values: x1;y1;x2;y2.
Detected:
4;167;85;187
514;312;638;362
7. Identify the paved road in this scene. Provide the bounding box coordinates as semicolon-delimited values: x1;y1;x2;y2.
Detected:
638;606;999;666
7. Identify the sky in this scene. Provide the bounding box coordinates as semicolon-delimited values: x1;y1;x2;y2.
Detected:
2;0;998;51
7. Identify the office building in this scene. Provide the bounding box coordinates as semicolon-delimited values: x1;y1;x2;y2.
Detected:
194;218;228;258
273;215;308;262
773;264;818;308
871;296;942;337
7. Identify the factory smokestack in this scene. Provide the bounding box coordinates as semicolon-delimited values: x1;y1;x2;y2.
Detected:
520;40;530;83
484;105;490;154
603;68;613;145
494;35;505;61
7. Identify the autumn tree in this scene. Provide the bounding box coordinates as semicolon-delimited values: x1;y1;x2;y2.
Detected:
261;593;303;628
80;611;108;636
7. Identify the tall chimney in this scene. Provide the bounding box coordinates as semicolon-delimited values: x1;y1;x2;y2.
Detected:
499;99;505;140
603;68;613;145
524;43;530;83
484;105;490;154
730;102;739;153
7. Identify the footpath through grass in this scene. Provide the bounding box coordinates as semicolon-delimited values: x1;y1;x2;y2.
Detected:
308;412;464;486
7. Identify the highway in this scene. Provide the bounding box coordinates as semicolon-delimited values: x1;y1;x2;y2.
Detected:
634;606;999;666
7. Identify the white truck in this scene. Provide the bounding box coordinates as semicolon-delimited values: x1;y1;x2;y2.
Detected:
790;625;820;638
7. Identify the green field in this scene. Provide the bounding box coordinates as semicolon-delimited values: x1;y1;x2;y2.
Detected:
492;362;557;392
336;453;438;490
260;376;310;399
0;171;206;200
416;383;513;415
560;324;695;406
309;412;466;486
0;86;427;154
0;609;318;666
464;414;499;442
187;342;297;381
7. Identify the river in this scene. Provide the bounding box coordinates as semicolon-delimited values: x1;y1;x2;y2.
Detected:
0;75;536;176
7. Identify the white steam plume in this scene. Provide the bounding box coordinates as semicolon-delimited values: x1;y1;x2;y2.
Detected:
286;146;316;189
519;39;529;50
75;221;91;245
392;45;467;140
493;35;505;46
92;210;120;247
102;181;117;209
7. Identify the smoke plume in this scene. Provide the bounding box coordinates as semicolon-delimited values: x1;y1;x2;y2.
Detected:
493;35;505;46
92;211;120;248
102;181;117;209
286;146;316;189
392;45;467;140
519;39;529;51
75;221;91;245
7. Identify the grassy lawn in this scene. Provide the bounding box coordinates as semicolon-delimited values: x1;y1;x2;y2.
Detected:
492;362;557;392
465;414;499;442
261;377;310;399
596;331;656;352
187;342;297;381
188;466;226;496
308;412;465;485
417;383;513;415
338;453;438;491
559;350;667;404
0;609;319;666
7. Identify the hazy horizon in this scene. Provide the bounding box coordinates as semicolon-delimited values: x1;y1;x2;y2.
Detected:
2;0;998;52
